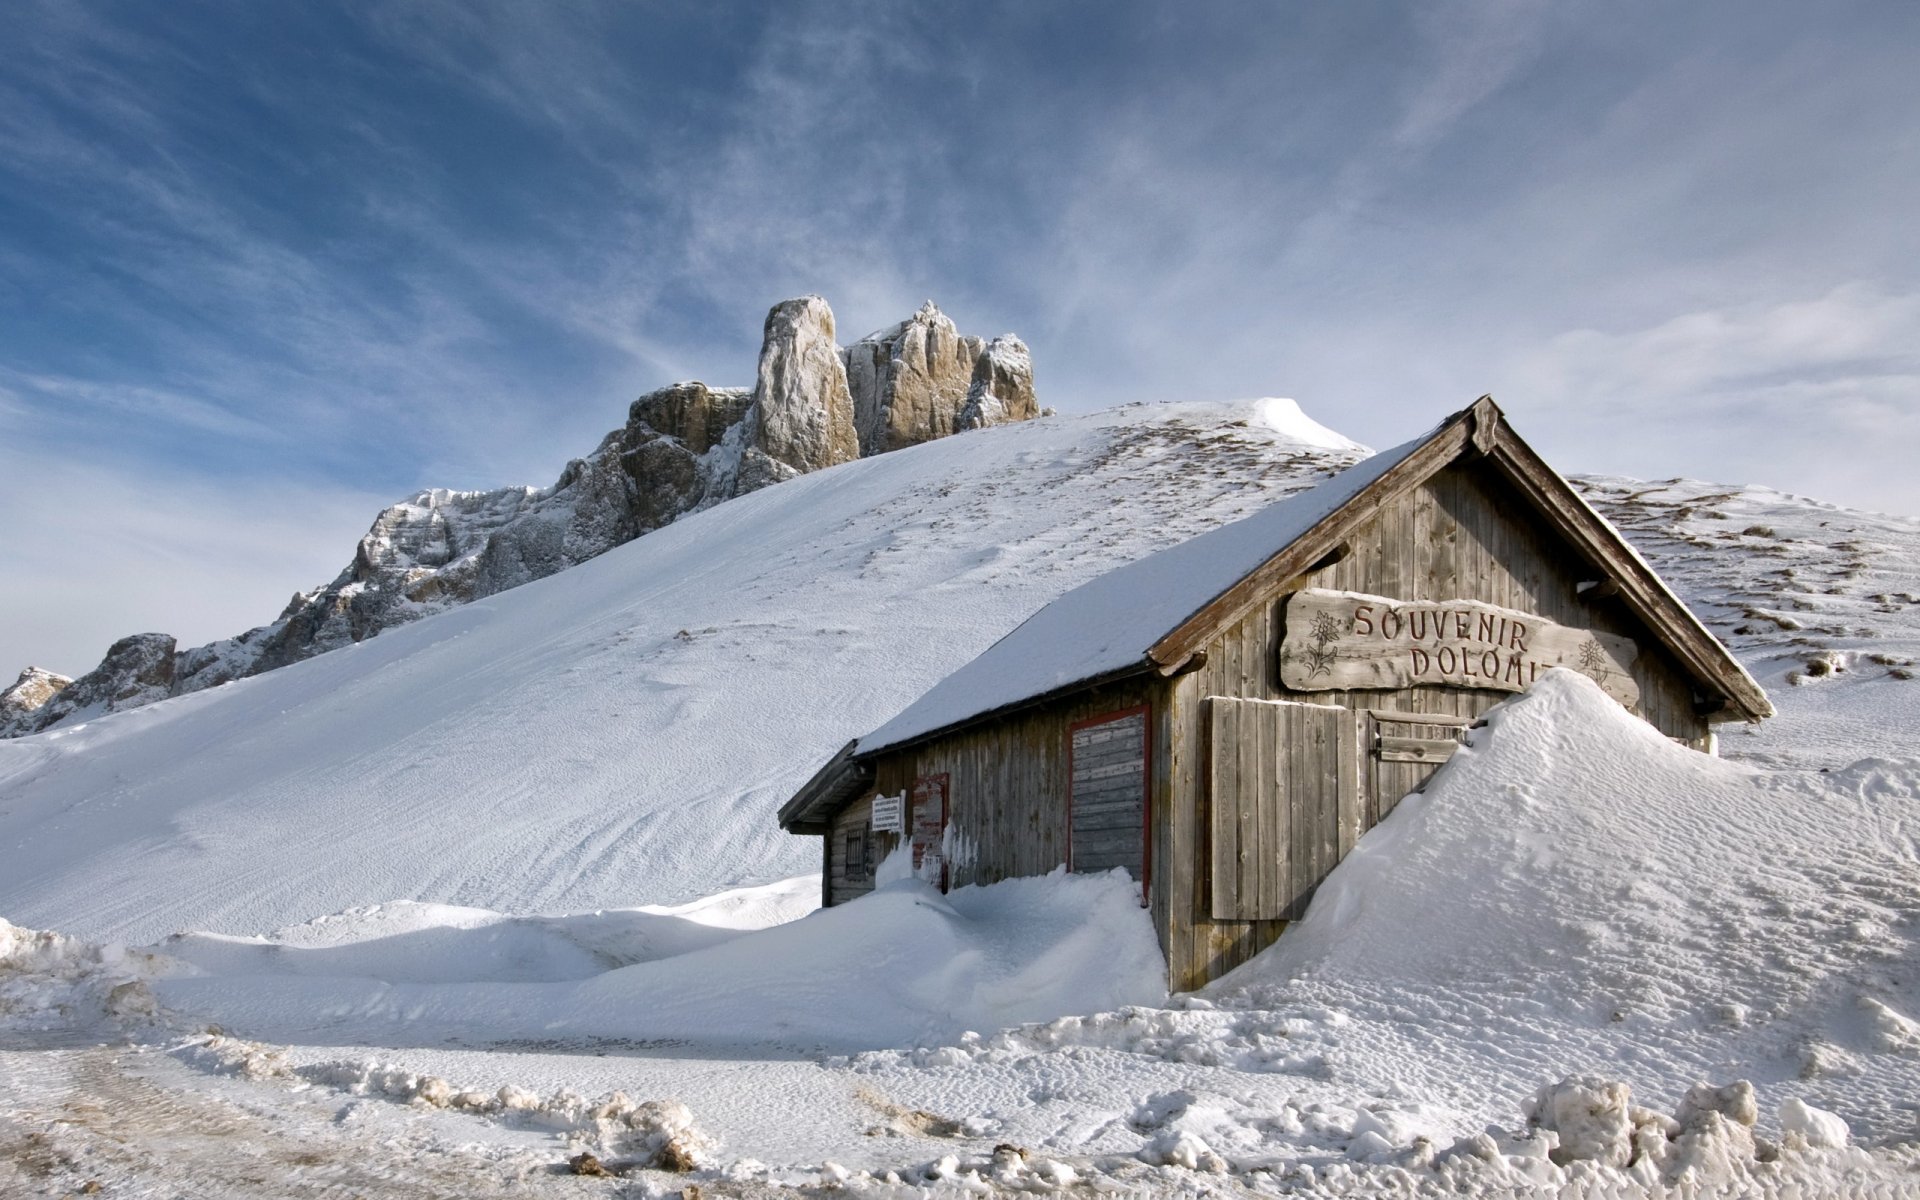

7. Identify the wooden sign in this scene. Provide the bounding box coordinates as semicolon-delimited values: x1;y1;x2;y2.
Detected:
1280;588;1640;706
870;792;905;834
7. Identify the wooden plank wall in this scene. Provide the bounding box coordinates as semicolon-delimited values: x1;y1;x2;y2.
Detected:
867;679;1160;895
826;794;895;906
1162;465;1714;990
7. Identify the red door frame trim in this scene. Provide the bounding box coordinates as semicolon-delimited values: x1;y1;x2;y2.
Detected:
910;771;951;892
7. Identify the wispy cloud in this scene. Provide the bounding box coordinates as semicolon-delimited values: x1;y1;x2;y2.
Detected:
1501;284;1920;511
1392;0;1553;148
1512;284;1920;406
0;370;281;441
0;441;388;678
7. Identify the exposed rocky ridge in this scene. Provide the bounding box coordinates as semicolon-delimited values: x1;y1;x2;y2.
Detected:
3;296;1038;738
0;667;71;728
846;300;1037;455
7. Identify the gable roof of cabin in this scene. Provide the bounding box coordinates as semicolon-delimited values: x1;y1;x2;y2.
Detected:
777;398;1771;833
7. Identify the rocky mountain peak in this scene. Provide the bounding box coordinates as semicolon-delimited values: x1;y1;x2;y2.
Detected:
959;335;1039;431
0;666;72;728
1;634;176;736
3;294;1042;739
738;295;861;484
845;298;1000;456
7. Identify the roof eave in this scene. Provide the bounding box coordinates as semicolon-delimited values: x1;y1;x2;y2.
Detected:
777;739;874;834
1478;425;1773;723
1147;406;1477;668
854;659;1161;762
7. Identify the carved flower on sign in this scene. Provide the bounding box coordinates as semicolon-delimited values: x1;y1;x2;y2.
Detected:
1304;609;1343;678
1577;636;1609;680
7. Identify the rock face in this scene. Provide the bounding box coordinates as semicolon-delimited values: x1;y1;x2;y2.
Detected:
738;297;860;484
0;667;71;729
959;335;1039;431
846;301;979;455
3;296;1040;738
7;635;176;734
842;301;1037;454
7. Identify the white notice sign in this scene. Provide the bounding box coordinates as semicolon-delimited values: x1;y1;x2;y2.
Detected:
869;792;905;833
1280;588;1641;707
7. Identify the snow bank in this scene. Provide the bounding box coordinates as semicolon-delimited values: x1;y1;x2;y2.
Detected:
0;917;170;1031
179;1033;716;1170
157;876;819;985
154;869;1165;1053
1250;396;1366;451
1215;669;1920;1143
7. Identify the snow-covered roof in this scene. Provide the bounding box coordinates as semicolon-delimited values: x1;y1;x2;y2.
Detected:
856;428;1436;755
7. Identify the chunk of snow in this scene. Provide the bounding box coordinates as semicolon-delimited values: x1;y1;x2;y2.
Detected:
1525;1076;1634;1167
1780;1098;1851;1149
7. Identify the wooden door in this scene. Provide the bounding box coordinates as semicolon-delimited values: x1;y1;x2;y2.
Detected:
1363;710;1470;822
1206;697;1360;921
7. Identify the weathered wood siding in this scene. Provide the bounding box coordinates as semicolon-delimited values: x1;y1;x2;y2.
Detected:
826;793;895;907
1365;709;1470;824
862;680;1164;900
1161;465;1713;990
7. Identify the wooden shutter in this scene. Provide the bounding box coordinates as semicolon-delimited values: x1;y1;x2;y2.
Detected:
1363;709;1469;823
1207;697;1360;921
1069;707;1150;889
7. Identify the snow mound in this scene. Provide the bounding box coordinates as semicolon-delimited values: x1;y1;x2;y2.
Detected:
156;876;819;985
0;917;172;1032
1217;669;1920;1144
153;868;1165;1053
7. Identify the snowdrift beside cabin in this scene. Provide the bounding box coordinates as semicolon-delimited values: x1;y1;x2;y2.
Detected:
150;868;1165;1054
155;876;821;985
1209;669;1920;1144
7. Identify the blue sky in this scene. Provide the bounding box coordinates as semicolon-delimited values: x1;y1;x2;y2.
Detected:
4;0;1918;677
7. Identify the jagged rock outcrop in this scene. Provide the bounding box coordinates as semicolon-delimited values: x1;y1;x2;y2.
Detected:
0;667;71;733
4;634;176;734
847;301;980;455
959;335;1038;431
5;296;1040;738
735;296;860;489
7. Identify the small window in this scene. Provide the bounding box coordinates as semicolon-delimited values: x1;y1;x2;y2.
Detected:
1069;706;1150;897
843;828;870;879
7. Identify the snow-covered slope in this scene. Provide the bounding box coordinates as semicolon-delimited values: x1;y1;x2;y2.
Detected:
0;400;1362;943
1578;476;1920;767
0;296;1038;740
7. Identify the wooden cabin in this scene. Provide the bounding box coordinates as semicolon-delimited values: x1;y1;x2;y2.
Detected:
777;398;1770;991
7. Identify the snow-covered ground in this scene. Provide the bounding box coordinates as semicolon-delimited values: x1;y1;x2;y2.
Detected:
5;399;1920;1197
